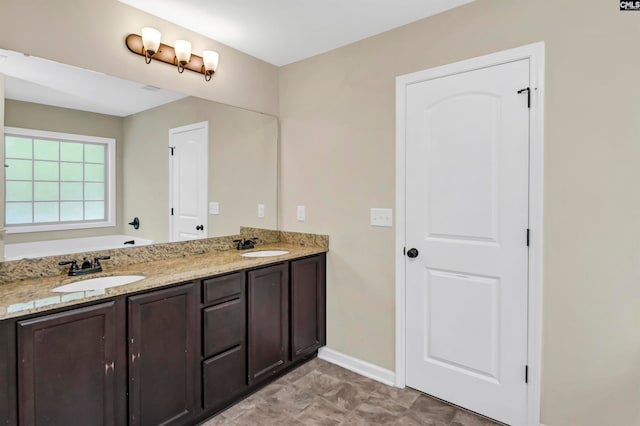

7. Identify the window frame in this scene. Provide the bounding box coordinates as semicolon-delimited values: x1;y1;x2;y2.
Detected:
4;127;116;233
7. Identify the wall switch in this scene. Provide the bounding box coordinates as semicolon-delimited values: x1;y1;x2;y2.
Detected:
258;203;265;218
370;208;393;227
296;205;305;221
209;202;220;215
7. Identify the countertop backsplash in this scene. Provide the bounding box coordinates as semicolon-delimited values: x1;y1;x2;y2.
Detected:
0;227;328;285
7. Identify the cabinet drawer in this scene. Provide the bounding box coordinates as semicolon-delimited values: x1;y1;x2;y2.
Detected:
202;272;244;305
203;346;246;410
203;298;244;358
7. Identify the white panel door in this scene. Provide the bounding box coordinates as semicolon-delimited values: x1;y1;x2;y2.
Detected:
405;59;530;425
170;122;208;242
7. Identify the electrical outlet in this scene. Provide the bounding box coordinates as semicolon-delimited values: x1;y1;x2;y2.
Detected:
258;204;265;218
209;202;219;215
297;205;305;221
370;208;393;227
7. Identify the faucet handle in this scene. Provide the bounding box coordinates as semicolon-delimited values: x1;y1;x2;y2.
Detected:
58;259;78;270
233;239;243;250
93;256;111;267
58;259;79;276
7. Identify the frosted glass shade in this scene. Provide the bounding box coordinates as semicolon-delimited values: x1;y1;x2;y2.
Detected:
174;40;192;64
141;27;161;54
202;50;219;73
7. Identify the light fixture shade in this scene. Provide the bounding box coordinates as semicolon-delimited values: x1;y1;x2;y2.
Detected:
174;40;192;64
202;50;219;73
141;27;161;54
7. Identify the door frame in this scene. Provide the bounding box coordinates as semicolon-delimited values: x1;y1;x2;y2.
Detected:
395;42;545;426
168;120;209;242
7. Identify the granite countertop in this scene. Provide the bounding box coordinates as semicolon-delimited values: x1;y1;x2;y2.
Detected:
0;243;326;321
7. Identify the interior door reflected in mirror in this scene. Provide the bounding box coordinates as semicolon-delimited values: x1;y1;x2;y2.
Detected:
0;48;278;260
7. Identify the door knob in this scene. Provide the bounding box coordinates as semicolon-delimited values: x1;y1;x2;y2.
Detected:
406;248;419;258
196;225;204;231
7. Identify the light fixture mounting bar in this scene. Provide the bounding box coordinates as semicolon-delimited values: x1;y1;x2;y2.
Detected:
125;34;207;77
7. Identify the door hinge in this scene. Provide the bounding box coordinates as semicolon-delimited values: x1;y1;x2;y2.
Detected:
171;208;174;216
403;247;406;255
525;365;529;383
169;146;175;156
526;228;530;247
517;87;531;108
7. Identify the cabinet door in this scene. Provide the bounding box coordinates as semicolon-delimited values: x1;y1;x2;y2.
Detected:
290;254;327;361
17;301;119;426
0;320;16;425
247;263;289;385
129;283;198;426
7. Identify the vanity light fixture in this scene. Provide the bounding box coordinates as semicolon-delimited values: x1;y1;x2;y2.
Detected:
202;50;219;81
125;28;219;81
173;40;192;73
141;27;161;64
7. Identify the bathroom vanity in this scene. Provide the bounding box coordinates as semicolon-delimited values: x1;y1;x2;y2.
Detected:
0;238;326;426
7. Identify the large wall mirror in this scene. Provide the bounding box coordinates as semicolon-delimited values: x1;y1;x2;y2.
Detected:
0;49;278;260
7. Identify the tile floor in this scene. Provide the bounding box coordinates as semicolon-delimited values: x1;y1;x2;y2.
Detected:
200;357;502;425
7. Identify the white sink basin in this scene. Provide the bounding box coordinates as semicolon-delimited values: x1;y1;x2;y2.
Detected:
52;275;145;293
241;250;289;258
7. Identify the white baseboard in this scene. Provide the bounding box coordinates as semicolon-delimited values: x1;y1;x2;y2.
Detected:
318;347;396;387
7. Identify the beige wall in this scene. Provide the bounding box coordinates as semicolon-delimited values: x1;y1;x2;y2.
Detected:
0;0;278;115
3;100;124;243
122;97;278;242
279;0;640;425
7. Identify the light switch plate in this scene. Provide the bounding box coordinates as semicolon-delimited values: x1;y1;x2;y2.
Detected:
209;202;220;215
297;205;305;221
258;204;265;218
371;208;393;227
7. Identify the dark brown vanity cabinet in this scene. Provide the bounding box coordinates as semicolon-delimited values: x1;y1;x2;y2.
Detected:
290;254;327;361
247;263;290;385
201;272;247;411
16;301;124;426
128;283;198;426
0;252;327;426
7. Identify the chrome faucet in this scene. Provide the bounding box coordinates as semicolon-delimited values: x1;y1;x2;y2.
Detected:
233;237;258;250
59;256;111;276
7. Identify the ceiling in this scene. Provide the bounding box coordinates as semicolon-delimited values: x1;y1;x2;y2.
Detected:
0;49;186;117
118;0;476;66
